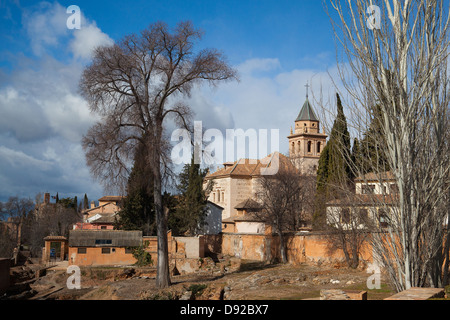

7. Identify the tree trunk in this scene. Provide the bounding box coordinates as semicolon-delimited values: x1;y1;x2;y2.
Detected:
278;229;287;264
153;125;171;288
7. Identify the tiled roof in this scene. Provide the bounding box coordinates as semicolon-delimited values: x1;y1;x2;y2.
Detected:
355;171;395;182
235;198;261;210
91;214;116;224
296;98;318;122
327;193;398;206
44;235;67;241
98;196;125;202
206;152;296;179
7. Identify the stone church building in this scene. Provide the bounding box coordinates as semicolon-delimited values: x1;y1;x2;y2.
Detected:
204;91;328;229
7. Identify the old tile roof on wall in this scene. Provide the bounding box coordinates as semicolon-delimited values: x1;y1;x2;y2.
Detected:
69;230;142;247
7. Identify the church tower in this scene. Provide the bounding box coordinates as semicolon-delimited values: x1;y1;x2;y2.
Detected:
288;83;328;174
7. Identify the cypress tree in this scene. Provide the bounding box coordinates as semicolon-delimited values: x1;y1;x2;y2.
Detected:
115;141;156;236
314;93;352;227
83;194;89;210
359;104;390;174
169;150;211;236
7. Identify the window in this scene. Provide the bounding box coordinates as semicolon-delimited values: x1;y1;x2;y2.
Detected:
390;184;399;194
378;209;389;228
362;185;375;194
217;192;220;202
95;239;112;245
100;226;107;230
317;142;321;153
77;248;87;254
307;141;312;153
101;248;111;254
358;209;369;224
341;208;351;224
222;192;225;202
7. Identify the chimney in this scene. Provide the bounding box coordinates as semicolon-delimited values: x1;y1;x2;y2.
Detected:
90;201;96;209
44;193;50;204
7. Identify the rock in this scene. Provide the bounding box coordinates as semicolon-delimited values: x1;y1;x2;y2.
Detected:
197;284;224;300
180;291;193;300
320;289;351;300
330;279;340;284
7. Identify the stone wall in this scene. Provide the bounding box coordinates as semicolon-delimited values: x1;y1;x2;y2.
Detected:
0;258;10;294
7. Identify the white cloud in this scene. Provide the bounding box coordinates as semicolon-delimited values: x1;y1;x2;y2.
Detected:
22;1;113;59
0;1;109;201
198;59;342;156
70;23;114;60
22;2;69;56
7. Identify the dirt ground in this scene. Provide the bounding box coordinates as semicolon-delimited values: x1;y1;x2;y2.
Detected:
5;258;396;300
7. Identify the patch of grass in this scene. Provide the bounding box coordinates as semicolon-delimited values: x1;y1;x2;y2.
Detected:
188;283;207;296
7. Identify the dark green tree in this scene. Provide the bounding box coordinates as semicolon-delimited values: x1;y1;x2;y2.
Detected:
358;104;390;174
83;194;89;210
314;93;352;227
169;152;212;236
115;142;156;236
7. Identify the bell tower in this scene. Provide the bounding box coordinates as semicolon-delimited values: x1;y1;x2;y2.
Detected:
288;83;328;174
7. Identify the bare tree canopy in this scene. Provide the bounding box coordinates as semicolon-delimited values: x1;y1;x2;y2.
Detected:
79;21;237;288
251;159;316;264
325;0;450;291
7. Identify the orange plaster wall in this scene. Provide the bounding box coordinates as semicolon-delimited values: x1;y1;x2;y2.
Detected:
68;247;136;266
222;232;374;264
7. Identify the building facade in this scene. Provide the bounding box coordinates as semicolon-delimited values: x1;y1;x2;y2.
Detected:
205;93;327;232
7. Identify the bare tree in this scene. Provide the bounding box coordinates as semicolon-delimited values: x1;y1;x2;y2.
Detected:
1;197;34;264
80;21;237;288
324;0;450;291
250;161;315;264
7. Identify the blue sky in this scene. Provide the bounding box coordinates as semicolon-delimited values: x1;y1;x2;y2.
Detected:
0;0;343;203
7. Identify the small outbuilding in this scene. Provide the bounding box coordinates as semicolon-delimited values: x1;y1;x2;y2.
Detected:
68;230;142;266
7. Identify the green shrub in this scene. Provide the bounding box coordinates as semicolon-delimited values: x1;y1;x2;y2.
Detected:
129;246;153;266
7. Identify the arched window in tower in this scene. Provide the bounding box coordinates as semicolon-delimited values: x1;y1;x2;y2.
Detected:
217;191;220;202
317;141;321;153
307;141;312;153
297;141;301;153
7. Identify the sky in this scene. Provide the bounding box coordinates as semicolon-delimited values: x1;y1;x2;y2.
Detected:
0;0;344;203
